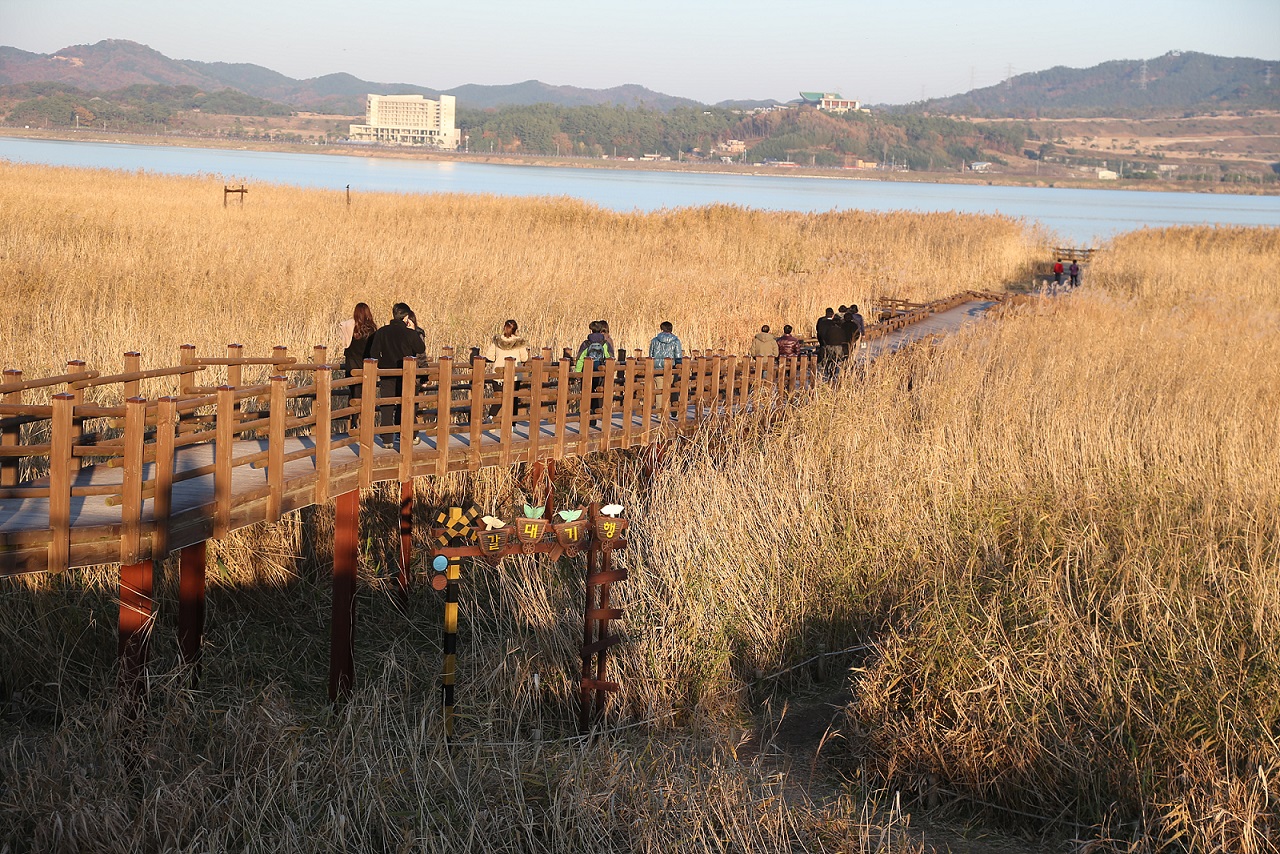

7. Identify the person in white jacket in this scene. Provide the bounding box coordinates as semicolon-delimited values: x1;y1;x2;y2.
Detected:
483;319;530;421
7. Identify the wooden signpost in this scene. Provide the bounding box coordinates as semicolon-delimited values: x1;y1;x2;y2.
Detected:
429;502;629;734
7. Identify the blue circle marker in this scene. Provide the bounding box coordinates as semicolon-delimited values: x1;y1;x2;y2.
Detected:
432;555;448;572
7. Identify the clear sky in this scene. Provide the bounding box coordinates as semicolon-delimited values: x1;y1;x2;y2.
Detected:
3;0;1277;104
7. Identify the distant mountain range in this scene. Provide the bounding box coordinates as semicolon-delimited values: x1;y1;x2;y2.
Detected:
0;40;1275;117
0;40;708;112
911;51;1280;117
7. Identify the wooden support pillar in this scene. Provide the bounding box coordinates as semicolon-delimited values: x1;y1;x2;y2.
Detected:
118;559;154;693
398;480;414;604
329;488;359;702
178;541;207;678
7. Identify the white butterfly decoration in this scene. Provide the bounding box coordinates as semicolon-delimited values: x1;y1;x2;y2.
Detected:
481;515;507;531
600;504;624;518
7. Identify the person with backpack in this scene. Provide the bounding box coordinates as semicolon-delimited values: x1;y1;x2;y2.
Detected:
1052;261;1064;294
575;321;613;424
649;321;683;410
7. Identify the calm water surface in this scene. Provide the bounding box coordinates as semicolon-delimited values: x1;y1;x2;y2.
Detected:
3;135;1278;244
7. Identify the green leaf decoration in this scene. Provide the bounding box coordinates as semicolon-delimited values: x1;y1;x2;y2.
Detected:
523;504;546;519
557;508;584;522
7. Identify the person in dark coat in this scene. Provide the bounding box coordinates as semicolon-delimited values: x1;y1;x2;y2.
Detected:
843;304;866;352
369;302;426;433
338;302;378;427
775;324;801;357
815;307;844;377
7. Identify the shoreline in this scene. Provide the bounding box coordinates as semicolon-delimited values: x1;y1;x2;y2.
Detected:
3;127;1277;197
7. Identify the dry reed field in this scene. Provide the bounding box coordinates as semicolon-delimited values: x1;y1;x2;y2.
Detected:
0;161;1037;390
2;162;1276;851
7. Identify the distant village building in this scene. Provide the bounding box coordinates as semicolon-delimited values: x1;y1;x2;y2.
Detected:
1097;169;1118;180
798;92;868;113
349;94;459;149
968;161;992;173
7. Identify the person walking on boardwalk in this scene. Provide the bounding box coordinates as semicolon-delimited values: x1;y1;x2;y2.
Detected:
575;321;613;424
369;302;426;434
339;302;378;427
748;324;780;358
649;321;683;409
484;319;530;420
775;324;801;357
648;321;682;369
1068;261;1081;288
1052;260;1064;294
843;305;866;354
815;308;844;377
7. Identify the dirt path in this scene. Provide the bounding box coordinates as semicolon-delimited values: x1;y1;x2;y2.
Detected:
743;679;1068;853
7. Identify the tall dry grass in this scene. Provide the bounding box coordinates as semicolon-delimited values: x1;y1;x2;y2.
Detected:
7;162;1275;851
629;225;1280;851
0;160;1040;391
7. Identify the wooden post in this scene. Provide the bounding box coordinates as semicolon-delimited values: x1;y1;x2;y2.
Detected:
329;488;359;702
1;369;22;487
118;558;154;694
122;352;142;400
578;358;594;456
621;360;636;448
398;480;413;604
528;357;545;463
599;358;615;450
214;385;234;538
179;344;197;395
738;355;752;412
178;541;207;679
639;358;655;446
399;356;416;478
499;358;515;467
272;345;290;370
359;359;377;488
710;354;723;418
435;356;452;477
152;397;177;559
226;344;244;437
555;359;570;459
266;375;287;522
677;356;694;430
469;357;486;469
48;393;75;573
120;396;147;565
314;365;332;505
313;344;328;366
65;359;85;471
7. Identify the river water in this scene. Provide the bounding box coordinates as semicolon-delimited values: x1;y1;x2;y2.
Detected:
3;135;1277;244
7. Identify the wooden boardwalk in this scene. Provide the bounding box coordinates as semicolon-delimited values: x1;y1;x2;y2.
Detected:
0;293;1000;578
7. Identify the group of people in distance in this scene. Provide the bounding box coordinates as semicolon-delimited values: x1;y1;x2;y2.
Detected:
1051;260;1081;294
814;304;866;375
337;300;870;432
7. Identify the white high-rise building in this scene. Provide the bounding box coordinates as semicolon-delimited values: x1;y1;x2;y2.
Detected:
349;94;459;149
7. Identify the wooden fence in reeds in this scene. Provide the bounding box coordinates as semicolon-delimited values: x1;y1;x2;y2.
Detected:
0;343;821;576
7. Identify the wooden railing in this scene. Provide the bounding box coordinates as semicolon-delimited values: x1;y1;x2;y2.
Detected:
0;289;1006;577
0;343;818;575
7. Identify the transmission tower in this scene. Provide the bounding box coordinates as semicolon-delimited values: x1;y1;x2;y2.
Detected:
1266;66;1273;88
1139;59;1148;91
1005;63;1014;86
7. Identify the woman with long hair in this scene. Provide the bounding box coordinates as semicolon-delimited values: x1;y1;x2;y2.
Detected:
339;303;378;426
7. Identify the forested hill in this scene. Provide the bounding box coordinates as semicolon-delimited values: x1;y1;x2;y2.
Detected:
0;40;698;112
914;51;1279;118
